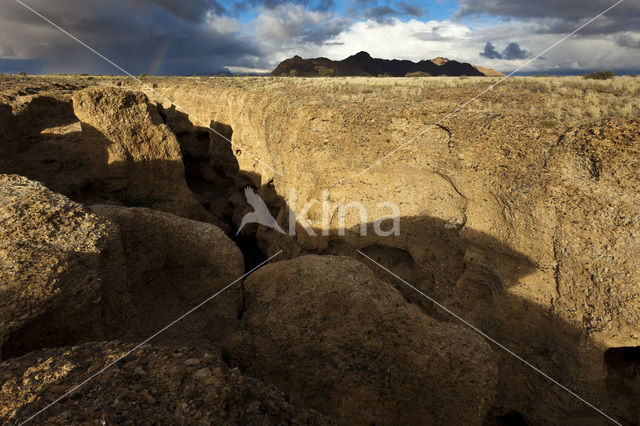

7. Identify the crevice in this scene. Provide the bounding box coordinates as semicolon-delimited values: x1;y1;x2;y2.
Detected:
157;104;269;273
483;410;530;426
603;346;640;423
604;346;640;389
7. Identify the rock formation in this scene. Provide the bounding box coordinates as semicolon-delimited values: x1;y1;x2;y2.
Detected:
0;75;638;425
136;77;638;424
0;86;209;221
231;255;498;425
270;51;503;77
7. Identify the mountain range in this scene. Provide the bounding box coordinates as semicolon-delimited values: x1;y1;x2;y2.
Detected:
270;51;504;77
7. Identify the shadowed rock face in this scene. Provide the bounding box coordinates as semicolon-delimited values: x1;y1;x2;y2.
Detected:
90;205;245;344
231;255;498;425
270;51;497;77
0;175;245;360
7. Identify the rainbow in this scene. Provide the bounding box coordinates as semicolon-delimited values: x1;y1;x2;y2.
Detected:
149;40;170;75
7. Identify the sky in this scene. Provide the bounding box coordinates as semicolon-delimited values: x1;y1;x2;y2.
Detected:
0;0;638;75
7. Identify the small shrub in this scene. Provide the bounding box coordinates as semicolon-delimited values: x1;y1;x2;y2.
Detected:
532;74;549;77
139;72;148;77
18;71;26;76
316;66;334;77
405;71;431;77
80;73;88;76
289;68;298;77
583;70;615;80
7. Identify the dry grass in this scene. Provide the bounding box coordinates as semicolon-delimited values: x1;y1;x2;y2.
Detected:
253;75;640;123
4;74;638;126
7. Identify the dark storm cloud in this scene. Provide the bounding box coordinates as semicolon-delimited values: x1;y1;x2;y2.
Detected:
365;6;397;19
350;0;426;21
397;2;426;17
480;41;530;60
246;0;335;11
456;0;640;35
254;3;350;48
301;18;351;44
0;0;261;75
480;42;502;59
130;0;227;20
502;42;528;59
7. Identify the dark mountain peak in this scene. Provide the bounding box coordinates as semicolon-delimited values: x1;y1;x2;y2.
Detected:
353;51;372;59
344;51;373;62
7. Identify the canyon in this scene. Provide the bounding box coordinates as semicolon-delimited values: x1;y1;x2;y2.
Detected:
0;74;639;424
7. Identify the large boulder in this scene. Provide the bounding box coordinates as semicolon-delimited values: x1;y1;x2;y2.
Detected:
0;175;133;360
0;341;331;424
230;255;498;425
90;205;244;344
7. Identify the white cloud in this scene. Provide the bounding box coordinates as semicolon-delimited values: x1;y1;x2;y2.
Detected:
267;17;640;73
250;3;350;63
473;23;640;72
224;65;271;74
320;19;474;62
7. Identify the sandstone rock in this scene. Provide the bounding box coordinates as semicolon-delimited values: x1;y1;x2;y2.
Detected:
0;175;133;360
0;341;331;424
230;255;498;425
0;87;209;221
89;205;244;344
72;87;209;220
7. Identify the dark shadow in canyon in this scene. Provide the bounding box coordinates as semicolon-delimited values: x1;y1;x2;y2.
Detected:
0;95;633;425
156;104;268;271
